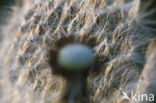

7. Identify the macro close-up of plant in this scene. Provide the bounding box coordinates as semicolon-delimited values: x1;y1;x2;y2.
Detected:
0;0;155;103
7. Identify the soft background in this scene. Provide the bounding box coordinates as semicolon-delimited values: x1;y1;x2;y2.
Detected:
0;0;155;103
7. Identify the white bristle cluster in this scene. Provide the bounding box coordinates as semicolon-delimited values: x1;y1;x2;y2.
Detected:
0;0;155;103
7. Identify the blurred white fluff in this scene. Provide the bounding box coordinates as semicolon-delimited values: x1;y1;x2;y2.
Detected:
0;0;155;103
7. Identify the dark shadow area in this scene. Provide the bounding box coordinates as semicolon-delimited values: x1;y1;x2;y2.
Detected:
0;0;17;42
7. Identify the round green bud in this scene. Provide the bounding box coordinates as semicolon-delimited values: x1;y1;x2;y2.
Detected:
57;44;95;71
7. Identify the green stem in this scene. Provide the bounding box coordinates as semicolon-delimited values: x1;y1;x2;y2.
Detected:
61;74;89;103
